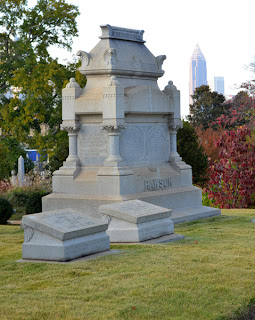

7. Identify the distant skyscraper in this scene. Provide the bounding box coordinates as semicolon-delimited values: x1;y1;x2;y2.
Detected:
214;76;224;95
189;44;207;104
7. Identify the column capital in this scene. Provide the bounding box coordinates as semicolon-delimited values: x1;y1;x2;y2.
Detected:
168;124;182;133
101;124;125;133
168;118;183;133
61;125;80;134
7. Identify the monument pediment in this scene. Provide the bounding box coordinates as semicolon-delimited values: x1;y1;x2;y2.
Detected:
125;86;173;113
78;25;165;78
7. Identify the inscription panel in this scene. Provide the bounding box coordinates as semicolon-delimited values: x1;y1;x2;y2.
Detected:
104;200;168;217
78;125;108;166
113;201;158;216
120;124;170;165
44;212;96;231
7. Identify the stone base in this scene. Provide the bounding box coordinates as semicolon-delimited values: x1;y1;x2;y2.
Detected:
22;232;110;262
42;186;221;225
171;206;221;224
106;217;174;242
19;249;120;264
42;186;202;217
99;200;174;242
21;209;110;262
114;233;185;244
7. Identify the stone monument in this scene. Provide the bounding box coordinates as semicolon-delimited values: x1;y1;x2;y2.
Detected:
21;209;110;261
42;24;220;223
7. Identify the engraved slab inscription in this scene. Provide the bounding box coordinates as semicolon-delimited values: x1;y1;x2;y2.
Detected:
22;209;108;241
99;199;172;224
41;211;96;231
78;125;108;166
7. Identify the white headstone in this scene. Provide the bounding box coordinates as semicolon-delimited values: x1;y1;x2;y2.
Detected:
21;209;110;261
11;170;17;186
18;156;25;186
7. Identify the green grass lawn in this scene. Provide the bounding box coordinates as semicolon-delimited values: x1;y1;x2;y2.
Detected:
1;209;255;320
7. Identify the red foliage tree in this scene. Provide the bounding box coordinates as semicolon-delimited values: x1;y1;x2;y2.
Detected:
195;125;225;162
214;91;255;130
205;127;255;208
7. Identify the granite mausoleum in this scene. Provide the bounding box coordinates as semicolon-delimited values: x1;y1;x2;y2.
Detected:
43;24;220;223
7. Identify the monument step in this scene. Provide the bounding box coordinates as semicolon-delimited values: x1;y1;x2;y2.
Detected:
171;206;221;224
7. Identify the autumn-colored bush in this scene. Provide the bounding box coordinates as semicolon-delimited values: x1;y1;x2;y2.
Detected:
205;127;255;208
195;125;225;162
0;179;12;194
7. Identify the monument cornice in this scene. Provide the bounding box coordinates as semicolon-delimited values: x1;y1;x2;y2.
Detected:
79;69;164;78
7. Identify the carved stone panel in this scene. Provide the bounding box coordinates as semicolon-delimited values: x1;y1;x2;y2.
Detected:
120;124;170;165
146;126;169;162
78;125;108;166
120;126;144;162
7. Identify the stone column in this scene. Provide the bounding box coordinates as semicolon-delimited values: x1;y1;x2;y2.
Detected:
102;125;125;166
168;124;182;162
62;126;80;164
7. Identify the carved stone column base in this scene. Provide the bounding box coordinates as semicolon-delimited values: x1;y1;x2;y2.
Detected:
97;166;133;176
104;158;126;167
170;153;182;162
65;155;80;165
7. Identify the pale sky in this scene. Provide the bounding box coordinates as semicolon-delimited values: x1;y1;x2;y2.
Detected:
45;0;255;117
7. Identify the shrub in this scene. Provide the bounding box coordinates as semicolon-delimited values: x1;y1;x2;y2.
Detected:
177;121;209;187
0;179;12;194
202;190;218;208
8;188;30;207
0;136;34;180
25;191;49;214
205;127;255;208
0;197;13;224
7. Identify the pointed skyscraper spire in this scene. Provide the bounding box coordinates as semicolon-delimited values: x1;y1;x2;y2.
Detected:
189;44;207;104
192;44;206;61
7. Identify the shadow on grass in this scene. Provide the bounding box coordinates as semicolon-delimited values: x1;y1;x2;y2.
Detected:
218;298;255;320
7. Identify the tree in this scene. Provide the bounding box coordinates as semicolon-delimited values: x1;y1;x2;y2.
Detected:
205;127;255;208
177;121;209;187
0;0;83;159
195;125;225;162
0;136;34;179
189;85;226;129
214;91;255;130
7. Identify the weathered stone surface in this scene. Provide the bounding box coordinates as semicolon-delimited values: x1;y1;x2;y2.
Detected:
99;200;174;242
99;199;171;223
21;209;110;261
43;24;221;225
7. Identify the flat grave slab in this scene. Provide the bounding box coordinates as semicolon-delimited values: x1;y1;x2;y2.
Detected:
21;209;110;262
99;200;175;242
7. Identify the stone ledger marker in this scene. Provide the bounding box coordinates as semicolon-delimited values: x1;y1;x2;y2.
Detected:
100;200;174;242
21;209;110;261
42;24;220;223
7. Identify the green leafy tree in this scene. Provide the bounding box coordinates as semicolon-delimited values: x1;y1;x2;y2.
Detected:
0;0;84;161
188;85;226;129
0;136;34;179
46;130;69;173
177;121;209;187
